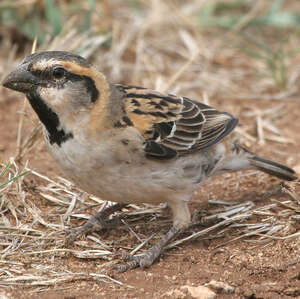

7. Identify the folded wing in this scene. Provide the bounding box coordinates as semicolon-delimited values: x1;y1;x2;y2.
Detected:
118;85;238;159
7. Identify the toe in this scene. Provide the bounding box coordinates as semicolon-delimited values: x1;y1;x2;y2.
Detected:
114;252;157;272
114;260;139;272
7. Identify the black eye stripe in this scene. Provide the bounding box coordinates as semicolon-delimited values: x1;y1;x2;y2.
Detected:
66;73;99;103
29;67;99;103
29;66;67;79
83;76;99;103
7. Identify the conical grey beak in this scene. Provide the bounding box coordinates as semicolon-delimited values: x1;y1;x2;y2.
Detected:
2;66;37;93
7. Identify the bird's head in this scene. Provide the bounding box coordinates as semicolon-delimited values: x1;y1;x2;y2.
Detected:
2;51;111;145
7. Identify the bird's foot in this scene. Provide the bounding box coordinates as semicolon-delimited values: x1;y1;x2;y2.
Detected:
114;226;182;272
114;246;163;272
65;203;127;245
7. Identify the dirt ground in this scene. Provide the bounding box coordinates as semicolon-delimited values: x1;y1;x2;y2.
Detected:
0;85;299;298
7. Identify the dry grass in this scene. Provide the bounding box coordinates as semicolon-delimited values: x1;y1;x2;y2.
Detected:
0;161;298;289
0;0;299;292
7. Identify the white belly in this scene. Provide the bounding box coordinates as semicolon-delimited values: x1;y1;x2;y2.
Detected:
45;129;215;205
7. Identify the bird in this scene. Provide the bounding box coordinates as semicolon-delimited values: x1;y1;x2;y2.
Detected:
2;51;297;272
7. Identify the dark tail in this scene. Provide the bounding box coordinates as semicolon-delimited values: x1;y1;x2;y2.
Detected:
237;144;297;181
249;155;297;181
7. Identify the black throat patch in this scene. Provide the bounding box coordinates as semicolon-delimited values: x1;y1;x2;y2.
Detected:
27;91;73;146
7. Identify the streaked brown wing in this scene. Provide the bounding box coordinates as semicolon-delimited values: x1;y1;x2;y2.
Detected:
117;84;238;159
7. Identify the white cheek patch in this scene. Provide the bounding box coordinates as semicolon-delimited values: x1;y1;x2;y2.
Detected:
38;86;76;119
39;87;66;107
38;86;81;132
38;80;89;112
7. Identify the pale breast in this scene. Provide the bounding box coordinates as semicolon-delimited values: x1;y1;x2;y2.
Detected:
44;127;218;205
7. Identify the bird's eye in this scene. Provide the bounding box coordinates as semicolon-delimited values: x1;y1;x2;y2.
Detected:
52;67;65;79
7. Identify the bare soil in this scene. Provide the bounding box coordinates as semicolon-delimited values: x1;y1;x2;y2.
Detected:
0;91;299;298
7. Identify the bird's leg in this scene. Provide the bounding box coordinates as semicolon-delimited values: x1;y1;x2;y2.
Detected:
115;225;183;272
115;200;191;272
66;203;127;245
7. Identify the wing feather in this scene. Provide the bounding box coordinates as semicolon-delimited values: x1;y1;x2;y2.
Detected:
116;84;238;159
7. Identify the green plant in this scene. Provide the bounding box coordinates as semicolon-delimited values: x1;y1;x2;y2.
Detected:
0;161;30;189
0;0;98;44
238;32;295;90
198;0;300;30
197;0;299;90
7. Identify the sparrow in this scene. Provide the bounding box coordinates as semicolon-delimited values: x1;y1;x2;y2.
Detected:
2;51;297;272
